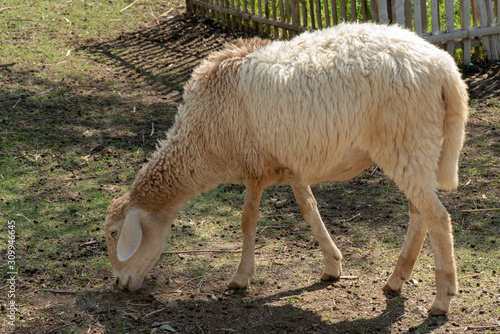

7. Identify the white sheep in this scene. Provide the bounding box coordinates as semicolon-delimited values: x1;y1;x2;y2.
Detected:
105;22;468;315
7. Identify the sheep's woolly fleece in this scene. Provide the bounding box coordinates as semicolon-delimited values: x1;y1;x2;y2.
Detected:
131;23;467;205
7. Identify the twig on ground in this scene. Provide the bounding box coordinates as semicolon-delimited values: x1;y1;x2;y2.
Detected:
458;272;482;279
80;240;98;246
0;5;30;13
121;0;139;12
43;289;77;294
16;213;32;223
122;312;139;321
339;275;358;279
345;213;361;222
165;244;265;254
13;98;21;109
149;5;160;25
159;8;174;17
144;307;167;317
158;276;206;294
462;208;500;212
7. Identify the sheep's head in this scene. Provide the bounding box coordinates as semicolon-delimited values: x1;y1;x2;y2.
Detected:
105;194;173;291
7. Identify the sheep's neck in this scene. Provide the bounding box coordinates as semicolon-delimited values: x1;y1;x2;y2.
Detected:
129;138;219;211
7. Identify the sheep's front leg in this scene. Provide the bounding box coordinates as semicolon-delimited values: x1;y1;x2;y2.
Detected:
291;182;342;280
228;181;264;290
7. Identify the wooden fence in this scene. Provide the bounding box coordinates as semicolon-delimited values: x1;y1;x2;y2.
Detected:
186;0;500;63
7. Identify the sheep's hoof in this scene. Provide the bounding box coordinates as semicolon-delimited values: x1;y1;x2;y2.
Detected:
428;307;448;316
227;282;247;290
320;273;339;281
381;283;400;293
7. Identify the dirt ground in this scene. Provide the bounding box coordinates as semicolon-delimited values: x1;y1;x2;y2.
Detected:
5;14;500;334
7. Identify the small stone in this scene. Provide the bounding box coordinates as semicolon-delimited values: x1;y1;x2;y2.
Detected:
276;199;287;208
152;321;170;328
411;306;427;317
166;300;179;308
160;324;177;332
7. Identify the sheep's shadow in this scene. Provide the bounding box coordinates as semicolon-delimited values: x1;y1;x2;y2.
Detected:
63;280;446;334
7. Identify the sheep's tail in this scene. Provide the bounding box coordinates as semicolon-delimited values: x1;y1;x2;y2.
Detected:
437;72;469;190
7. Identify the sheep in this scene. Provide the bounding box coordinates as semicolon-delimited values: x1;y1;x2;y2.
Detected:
105;22;468;316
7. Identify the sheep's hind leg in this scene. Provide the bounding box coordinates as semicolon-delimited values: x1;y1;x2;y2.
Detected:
422;195;457;315
383;200;428;292
388;194;457;315
291;182;342;280
228;181;264;290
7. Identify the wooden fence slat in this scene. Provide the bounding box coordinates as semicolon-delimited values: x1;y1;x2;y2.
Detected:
477;0;492;59
361;0;368;21
404;0;412;28
250;0;256;31
302;0;309;27
496;0;499;23
316;0;323;28
310;0;316;28
446;0;456;56
278;0;286;37
463;0;473;63
351;0;357;20
324;0;331;27
395;0;404;25
370;0;379;22
391;0;396;22
264;0;270;34
431;0;440;33
272;0;278;37
497;0;500;23
378;0;388;23
485;0;500;59
291;0;297;26
340;0;348;22
331;0;338;24
414;0;423;35
421;0;428;33
257;0;263;33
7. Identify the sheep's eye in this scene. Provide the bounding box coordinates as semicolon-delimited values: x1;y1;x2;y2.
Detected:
109;230;118;239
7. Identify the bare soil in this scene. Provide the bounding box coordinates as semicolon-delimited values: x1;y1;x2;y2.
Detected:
4;14;500;334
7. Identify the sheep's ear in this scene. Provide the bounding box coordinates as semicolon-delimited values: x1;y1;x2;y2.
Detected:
117;209;143;262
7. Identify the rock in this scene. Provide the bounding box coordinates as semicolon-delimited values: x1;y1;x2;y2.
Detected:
407;278;418;285
166;300;179;308
152;321;171;327
411;306;427;317
160;324;177;332
275;199;287;208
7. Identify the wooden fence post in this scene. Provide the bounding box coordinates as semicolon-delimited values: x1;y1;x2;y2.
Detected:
463;0;472;64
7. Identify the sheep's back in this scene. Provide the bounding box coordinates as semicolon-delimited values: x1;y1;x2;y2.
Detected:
237;23;458;184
